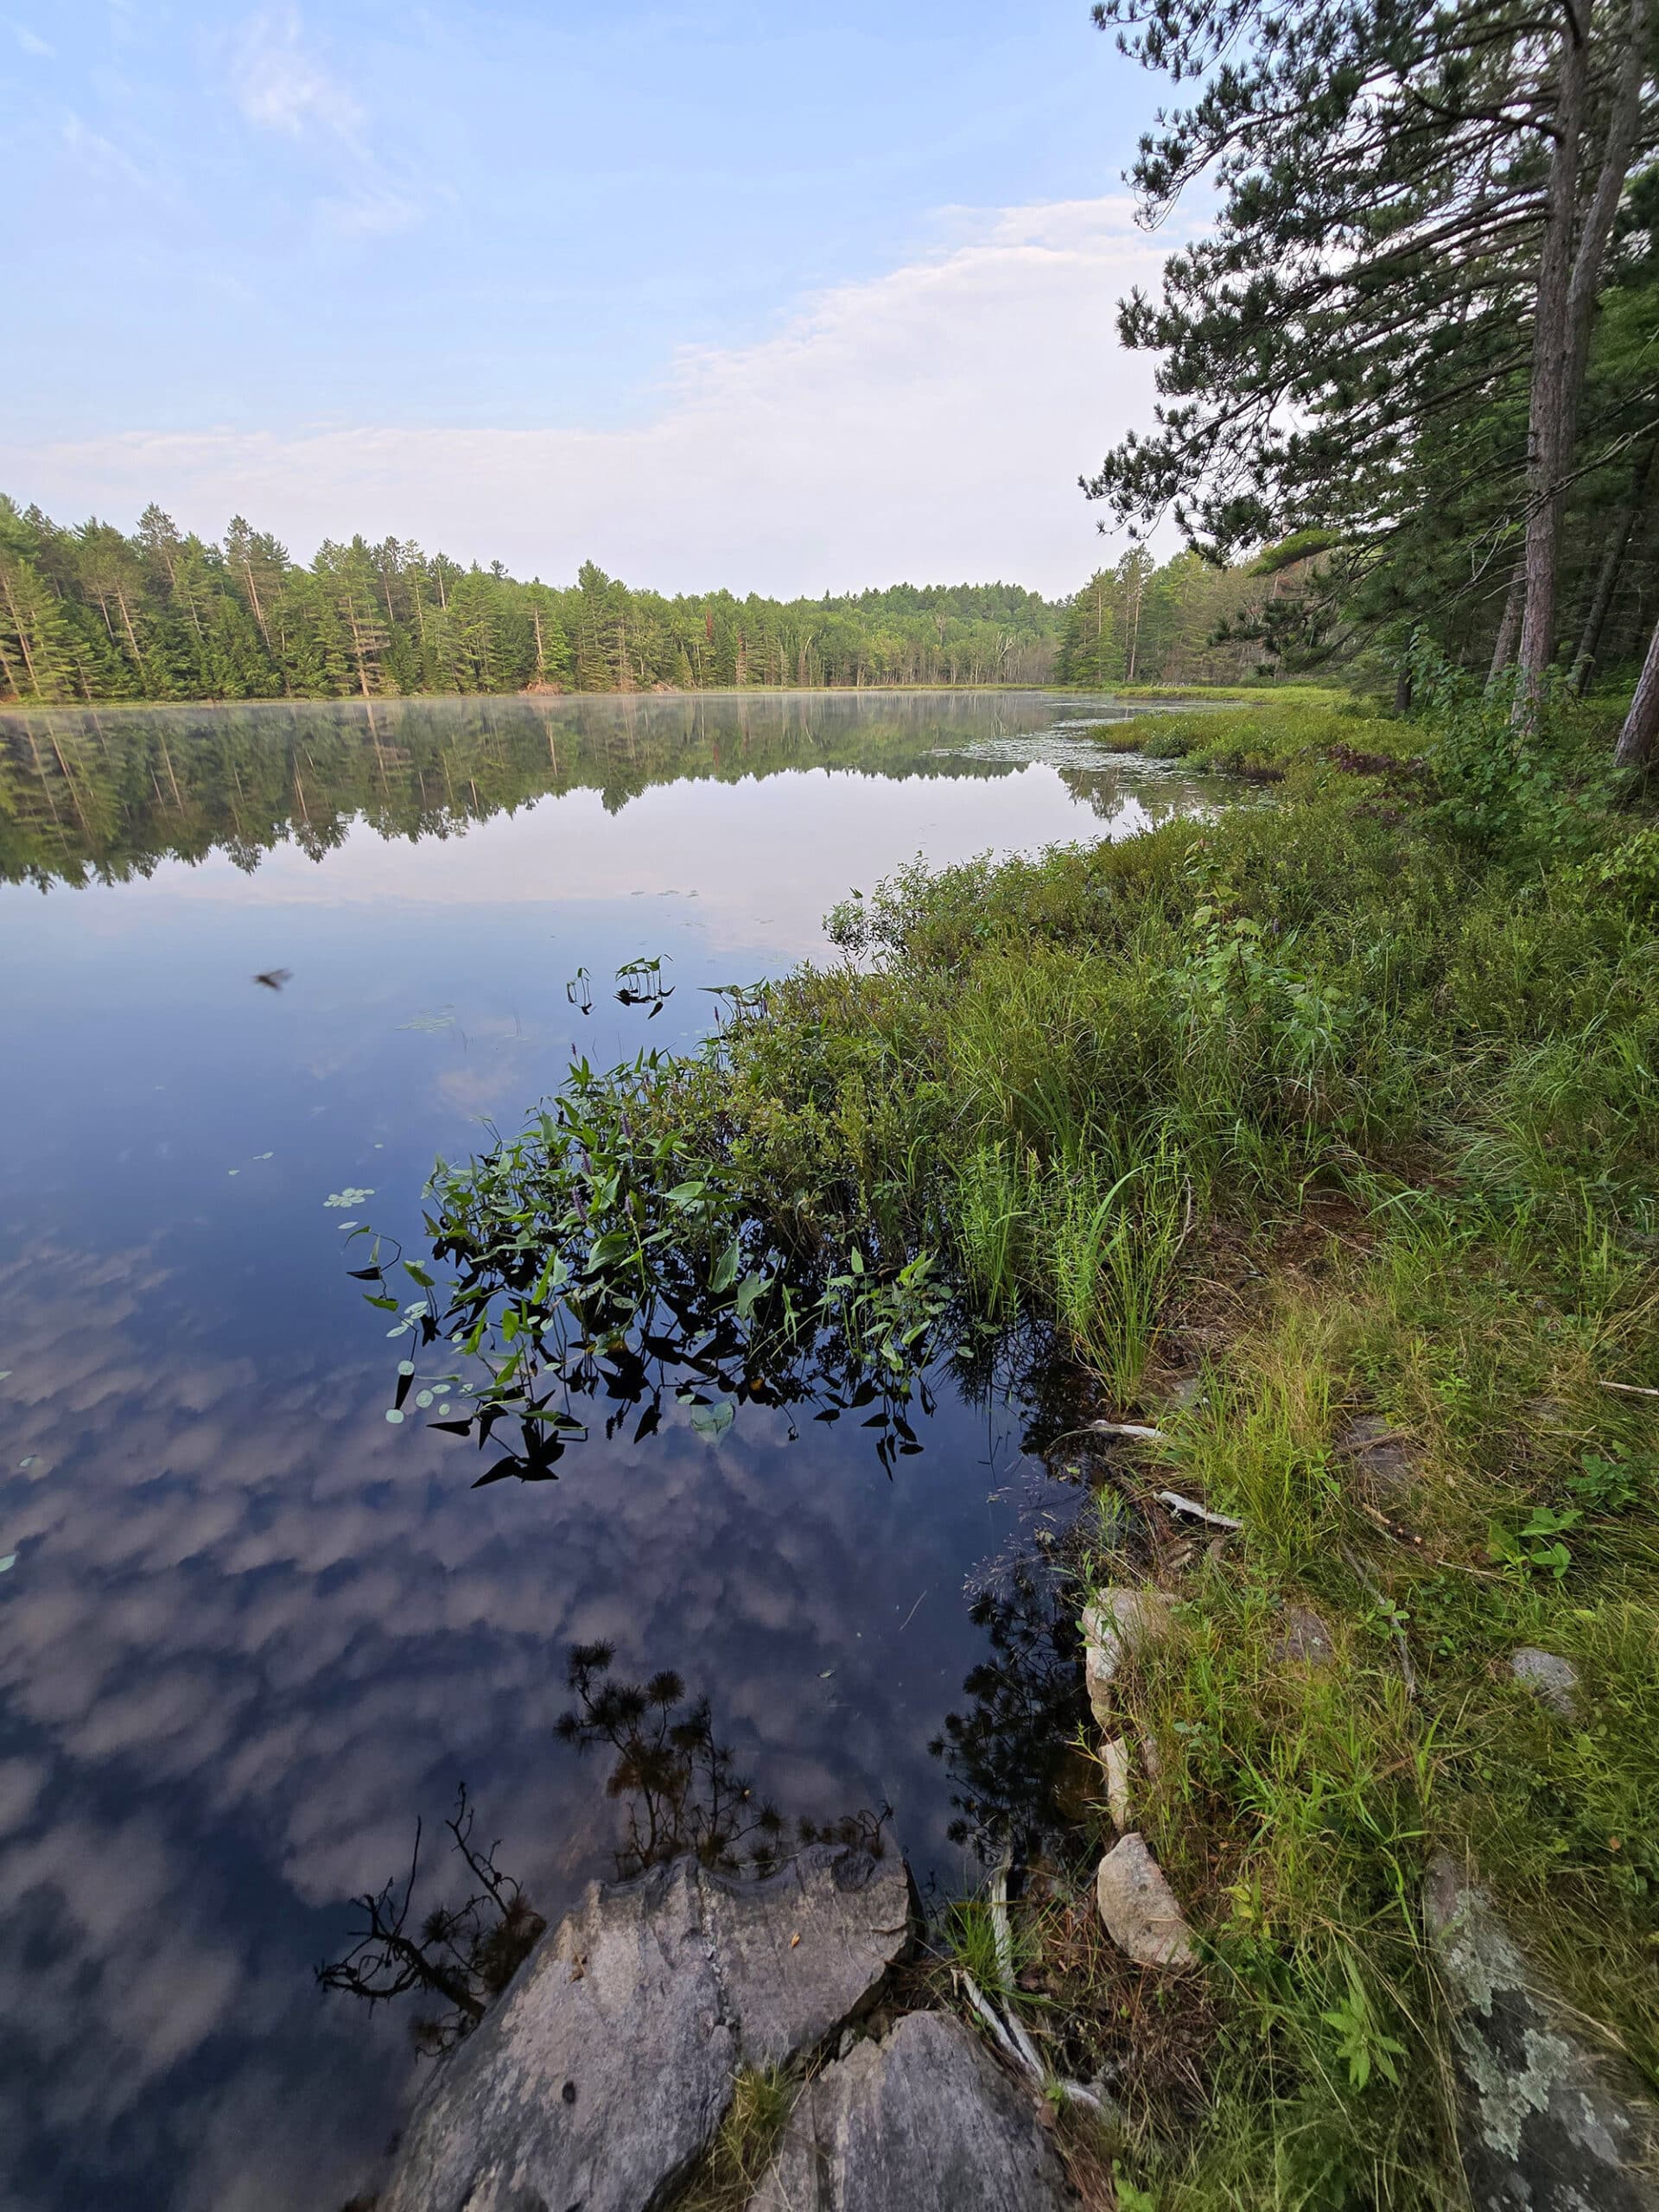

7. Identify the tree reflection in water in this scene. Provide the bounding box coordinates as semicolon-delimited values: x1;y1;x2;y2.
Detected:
315;1785;547;2058
930;1559;1090;1872
319;1644;887;2053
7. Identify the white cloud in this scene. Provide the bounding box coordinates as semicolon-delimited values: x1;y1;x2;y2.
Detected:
229;8;362;137
226;7;419;235
3;196;1172;596
10;19;52;56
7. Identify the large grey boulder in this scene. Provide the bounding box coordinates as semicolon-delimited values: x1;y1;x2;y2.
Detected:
747;2008;1075;2211
379;1845;912;2212
1425;1854;1659;2210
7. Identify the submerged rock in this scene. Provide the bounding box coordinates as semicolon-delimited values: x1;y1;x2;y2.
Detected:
1510;1645;1580;1719
1082;1587;1179;1727
1095;1834;1197;1969
1425;1854;1659;2211
747;2008;1075;2212
378;1844;911;2212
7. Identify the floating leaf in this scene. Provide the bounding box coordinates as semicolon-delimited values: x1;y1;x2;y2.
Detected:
17;1457;36;1471
690;1400;734;1441
397;1360;416;1376
416;1390;434;1408
0;1555;14;1573
255;1151;273;1160
325;1188;375;1207
385;1408;404;1424
227;1168;240;1176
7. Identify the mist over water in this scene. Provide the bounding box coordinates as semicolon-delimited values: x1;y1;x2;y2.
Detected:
0;690;1211;2211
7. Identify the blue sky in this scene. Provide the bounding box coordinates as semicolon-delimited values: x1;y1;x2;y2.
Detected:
3;3;1181;593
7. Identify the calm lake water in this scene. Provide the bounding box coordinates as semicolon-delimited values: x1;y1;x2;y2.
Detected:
0;690;1211;2212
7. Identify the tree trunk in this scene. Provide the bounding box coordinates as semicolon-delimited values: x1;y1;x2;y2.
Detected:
1514;6;1589;721
1488;565;1525;685
1565;0;1649;404
1570;442;1656;694
1614;608;1659;770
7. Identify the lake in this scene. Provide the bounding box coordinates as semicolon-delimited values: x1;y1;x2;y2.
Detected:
0;690;1212;2212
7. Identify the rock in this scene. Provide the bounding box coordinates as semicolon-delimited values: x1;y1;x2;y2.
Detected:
1336;1414;1417;1493
747;2008;1075;2212
1101;1736;1133;1831
379;1845;912;2212
1082;1587;1179;1726
1273;1604;1335;1668
1511;1646;1580;1719
1425;1855;1659;2211
1095;1834;1197;1969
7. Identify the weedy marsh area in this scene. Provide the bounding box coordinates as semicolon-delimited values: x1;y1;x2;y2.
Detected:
377;675;1659;2209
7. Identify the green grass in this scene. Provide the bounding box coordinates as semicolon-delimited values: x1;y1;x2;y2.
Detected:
673;2068;794;2212
407;674;1659;2208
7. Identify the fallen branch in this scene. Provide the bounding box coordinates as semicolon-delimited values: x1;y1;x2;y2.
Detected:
957;1970;1033;2074
1155;1490;1242;1531
989;1855;1015;1985
1599;1378;1659;1398
1052;2076;1120;2119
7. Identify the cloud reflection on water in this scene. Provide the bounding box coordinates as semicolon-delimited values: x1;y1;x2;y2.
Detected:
0;695;1198;2209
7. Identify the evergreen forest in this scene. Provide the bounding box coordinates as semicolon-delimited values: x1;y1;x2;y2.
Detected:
0;492;1312;709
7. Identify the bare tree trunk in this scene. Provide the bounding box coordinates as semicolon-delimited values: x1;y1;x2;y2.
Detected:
1571;442;1656;694
1615;608;1659;769
1515;0;1646;722
1565;0;1649;401
114;586;148;688
241;561;272;649
1514;6;1590;721
1488;565;1525;685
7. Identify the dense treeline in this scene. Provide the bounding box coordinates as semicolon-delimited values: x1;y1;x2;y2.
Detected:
1087;0;1659;758
0;496;1070;704
0;492;1317;709
1055;547;1318;687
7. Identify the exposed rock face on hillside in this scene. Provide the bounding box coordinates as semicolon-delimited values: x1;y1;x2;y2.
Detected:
379;1844;912;2212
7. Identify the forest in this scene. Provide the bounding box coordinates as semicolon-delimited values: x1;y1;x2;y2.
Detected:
0;492;1313;709
0;499;1074;704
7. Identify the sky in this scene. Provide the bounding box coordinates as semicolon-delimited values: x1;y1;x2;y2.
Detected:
2;3;1184;596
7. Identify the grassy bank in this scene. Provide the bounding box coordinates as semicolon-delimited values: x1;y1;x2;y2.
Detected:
402;678;1659;2206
